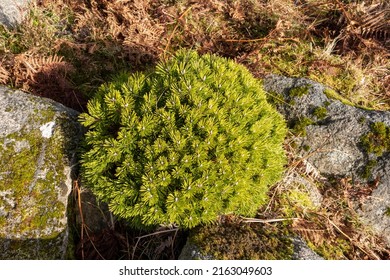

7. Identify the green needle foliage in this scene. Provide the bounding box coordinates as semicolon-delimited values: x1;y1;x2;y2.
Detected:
79;50;287;229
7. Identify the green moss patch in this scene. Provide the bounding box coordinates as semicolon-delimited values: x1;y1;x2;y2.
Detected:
360;159;377;180
1;231;69;259
289;85;311;98
266;90;286;106
324;89;355;107
360;122;390;157
307;238;351;260
385;207;390;217
190;217;293;260
289;117;314;136
312;106;327;120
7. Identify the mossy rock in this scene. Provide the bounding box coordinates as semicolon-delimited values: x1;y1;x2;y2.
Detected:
0;86;82;259
360;122;390;157
263;75;390;247
179;216;294;260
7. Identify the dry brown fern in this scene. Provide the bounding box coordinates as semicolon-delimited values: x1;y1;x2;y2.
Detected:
0;64;10;84
13;53;65;86
67;0;164;65
289;175;390;260
356;2;390;42
292;218;330;247
339;1;390;51
11;53;85;110
304;0;390;52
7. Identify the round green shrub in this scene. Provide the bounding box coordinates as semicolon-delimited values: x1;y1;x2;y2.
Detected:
79;50;286;229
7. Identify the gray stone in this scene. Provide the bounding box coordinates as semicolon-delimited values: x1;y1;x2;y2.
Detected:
0;86;82;259
263;74;390;246
0;0;31;28
178;241;213;260
360;158;390;245
291;236;324;260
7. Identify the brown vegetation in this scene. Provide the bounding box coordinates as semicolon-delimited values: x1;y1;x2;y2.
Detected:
1;0;388;110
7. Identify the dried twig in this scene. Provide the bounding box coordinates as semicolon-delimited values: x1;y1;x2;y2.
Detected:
74;180;85;260
74;179;105;260
240;217;300;223
326;217;381;260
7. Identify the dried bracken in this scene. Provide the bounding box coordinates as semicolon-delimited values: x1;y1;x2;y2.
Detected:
13;54;65;85
61;0;165;64
0;64;10;84
9;53;85;110
302;0;390;52
1;0;386;108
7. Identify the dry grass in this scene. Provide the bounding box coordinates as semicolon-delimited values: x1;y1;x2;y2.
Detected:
0;0;388;109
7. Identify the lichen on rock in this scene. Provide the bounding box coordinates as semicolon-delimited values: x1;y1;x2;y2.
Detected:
0;86;82;259
263;74;390;247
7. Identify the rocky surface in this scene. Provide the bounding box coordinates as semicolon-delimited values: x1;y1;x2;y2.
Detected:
178;235;323;260
291;237;324;260
178;241;213;260
263;74;390;246
0;86;82;259
0;0;31;28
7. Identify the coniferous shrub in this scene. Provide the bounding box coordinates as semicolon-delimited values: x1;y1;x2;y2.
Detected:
79;50;287;229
